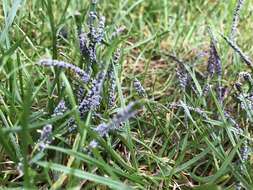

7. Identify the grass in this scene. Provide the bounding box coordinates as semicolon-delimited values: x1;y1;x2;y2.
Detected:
0;0;253;189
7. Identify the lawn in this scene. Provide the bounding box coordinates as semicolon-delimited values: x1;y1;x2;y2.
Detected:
0;0;253;189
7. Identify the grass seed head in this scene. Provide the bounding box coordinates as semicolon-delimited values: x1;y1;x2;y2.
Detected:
38;124;53;151
107;64;116;108
90;101;141;149
222;34;253;68
96;16;105;43
217;85;227;104
133;78;147;97
78;71;105;115
176;67;189;91
107;50;120;108
78;30;90;58
207;41;222;77
38;59;90;82
53;100;67;116
230;0;244;42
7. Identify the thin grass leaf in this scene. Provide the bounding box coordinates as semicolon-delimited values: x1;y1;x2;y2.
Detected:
37;161;132;190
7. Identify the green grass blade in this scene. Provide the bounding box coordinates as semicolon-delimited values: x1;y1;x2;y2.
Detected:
37;161;132;190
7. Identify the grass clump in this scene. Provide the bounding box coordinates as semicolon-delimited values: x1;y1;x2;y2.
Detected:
0;0;253;189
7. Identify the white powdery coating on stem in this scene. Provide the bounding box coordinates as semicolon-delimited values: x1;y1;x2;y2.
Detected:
222;35;253;68
88;45;97;63
107;63;116;108
238;93;253;111
93;123;108;137
95;102;138;136
78;71;105;115
239;71;251;79
72;80;85;104
111;26;126;38
89;140;98;148
88;11;97;42
169;102;209;119
96;16;105;43
230;0;244;42
202;84;211;97
38;124;52;151
53;100;67;116
240;141;249;164
76;86;85;104
216;85;227;104
208;41;222;77
66;118;77;133
223;111;242;132
107;51;120;108
78;29;97;69
236;140;249;190
67;72;105;132
90;102;139;148
133;78;146;97
238;71;253;84
38;59;90;82
111;102;138;127
207;28;222;77
78;30;90;58
113;49;120;65
176;67;189;90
